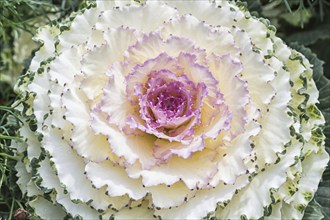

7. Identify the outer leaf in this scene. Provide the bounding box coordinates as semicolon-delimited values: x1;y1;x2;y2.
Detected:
286;24;330;46
303;199;324;220
289;43;330;146
289;43;330;220
315;183;330;218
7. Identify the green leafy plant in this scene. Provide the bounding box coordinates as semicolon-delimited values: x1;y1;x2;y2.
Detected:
0;1;85;218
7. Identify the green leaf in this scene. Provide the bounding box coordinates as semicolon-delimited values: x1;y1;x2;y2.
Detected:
281;8;313;28
303;199;324;220
316;182;330;218
290;42;330;220
286;24;330;46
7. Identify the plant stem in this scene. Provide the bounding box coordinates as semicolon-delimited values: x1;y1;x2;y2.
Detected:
0;153;19;160
8;198;15;220
0;135;21;140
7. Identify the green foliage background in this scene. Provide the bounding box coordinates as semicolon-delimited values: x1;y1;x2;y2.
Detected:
0;0;329;219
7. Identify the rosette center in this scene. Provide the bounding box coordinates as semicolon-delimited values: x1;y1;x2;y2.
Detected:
142;70;197;132
147;80;188;122
125;54;210;142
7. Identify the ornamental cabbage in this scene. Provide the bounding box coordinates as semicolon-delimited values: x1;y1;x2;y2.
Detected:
13;0;329;219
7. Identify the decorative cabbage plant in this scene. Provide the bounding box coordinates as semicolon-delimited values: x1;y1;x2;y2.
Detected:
12;0;329;219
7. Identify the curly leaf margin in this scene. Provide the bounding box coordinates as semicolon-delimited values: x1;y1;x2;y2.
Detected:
290;42;330;220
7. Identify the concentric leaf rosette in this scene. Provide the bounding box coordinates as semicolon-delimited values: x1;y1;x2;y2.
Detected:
12;1;329;219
